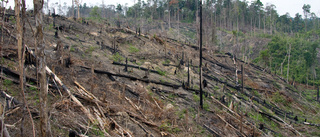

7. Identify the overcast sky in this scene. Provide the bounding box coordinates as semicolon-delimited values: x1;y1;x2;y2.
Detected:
4;0;320;17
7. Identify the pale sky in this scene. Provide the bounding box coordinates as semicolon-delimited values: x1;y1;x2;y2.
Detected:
4;0;320;17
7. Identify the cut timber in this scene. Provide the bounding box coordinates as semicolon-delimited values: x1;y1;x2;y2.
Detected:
107;116;133;137
216;114;247;137
25;45;95;123
74;81;96;100
73;89;107;107
92;108;111;137
126;111;157;127
210;96;240;118
129;117;154;137
125;97;147;119
203;124;222;137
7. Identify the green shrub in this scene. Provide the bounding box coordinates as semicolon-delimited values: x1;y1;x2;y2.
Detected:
193;93;200;102
29;86;38;91
162;59;170;65
156;67;166;76
272;92;285;104
129;46;140;53
3;79;13;87
111;53;124;62
85;46;97;54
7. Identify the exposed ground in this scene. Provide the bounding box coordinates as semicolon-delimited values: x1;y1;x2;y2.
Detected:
0;11;320;137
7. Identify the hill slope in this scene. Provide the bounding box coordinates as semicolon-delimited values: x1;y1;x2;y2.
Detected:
0;12;320;136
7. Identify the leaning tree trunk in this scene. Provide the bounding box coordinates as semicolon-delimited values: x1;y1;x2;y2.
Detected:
34;0;48;136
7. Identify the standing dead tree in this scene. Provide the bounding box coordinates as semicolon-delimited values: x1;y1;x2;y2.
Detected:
199;0;203;109
34;0;48;136
14;0;34;136
14;0;23;136
74;0;82;19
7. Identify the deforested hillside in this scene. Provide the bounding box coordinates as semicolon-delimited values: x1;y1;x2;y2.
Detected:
1;9;320;137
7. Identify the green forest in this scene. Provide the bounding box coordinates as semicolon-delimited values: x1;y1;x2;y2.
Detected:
48;0;320;85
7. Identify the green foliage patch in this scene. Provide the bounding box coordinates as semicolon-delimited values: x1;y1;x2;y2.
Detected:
129;46;140;53
111;53;124;62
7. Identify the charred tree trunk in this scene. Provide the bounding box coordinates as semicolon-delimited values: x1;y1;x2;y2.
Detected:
199;0;203;109
34;0;48;136
139;27;141;36
188;59;190;87
241;64;244;93
124;58;128;72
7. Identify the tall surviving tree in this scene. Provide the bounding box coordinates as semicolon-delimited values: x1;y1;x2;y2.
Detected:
34;0;48;136
199;0;203;109
302;4;311;32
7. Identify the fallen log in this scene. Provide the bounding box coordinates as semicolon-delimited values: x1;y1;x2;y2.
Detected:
0;66;36;84
203;57;236;72
0;75;37;90
0;66;57;89
210;96;240;118
112;61;160;75
0;90;20;106
80;66;181;89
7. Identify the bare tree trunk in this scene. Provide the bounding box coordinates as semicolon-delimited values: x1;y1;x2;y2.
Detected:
287;44;291;83
34;0;48;136
72;0;74;17
199;0;203;109
15;0;25;135
15;0;23;102
77;2;80;19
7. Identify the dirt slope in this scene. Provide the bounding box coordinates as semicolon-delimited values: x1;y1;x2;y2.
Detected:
0;12;320;137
